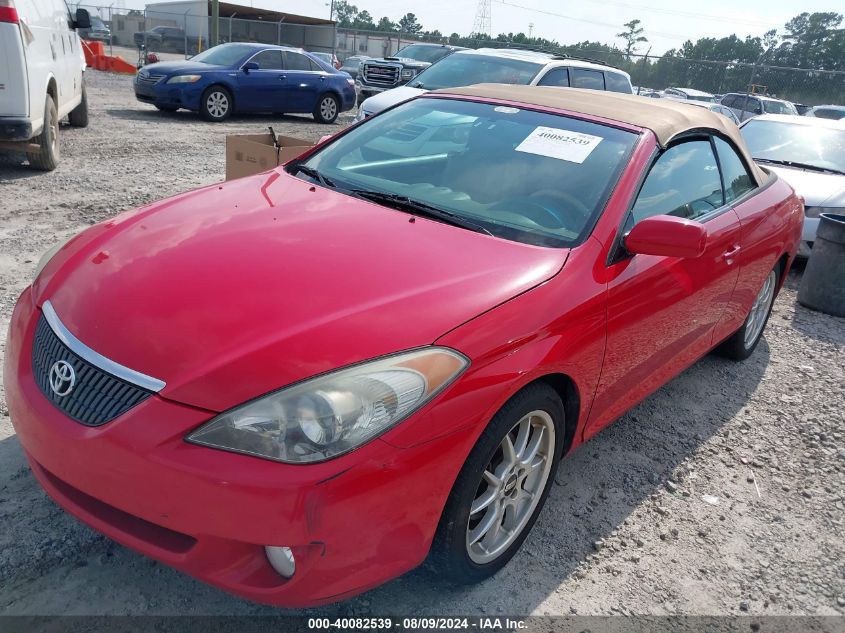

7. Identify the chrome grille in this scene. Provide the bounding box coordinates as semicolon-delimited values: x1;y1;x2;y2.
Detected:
32;316;152;426
136;72;165;86
362;63;401;88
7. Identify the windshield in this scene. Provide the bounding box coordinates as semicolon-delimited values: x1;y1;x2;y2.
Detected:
763;100;797;115
410;54;543;90
392;44;451;63
190;43;256;66
742;119;845;173
298;98;637;247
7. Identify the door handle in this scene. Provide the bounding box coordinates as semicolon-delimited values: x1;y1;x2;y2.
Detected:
722;245;741;263
278;75;286;80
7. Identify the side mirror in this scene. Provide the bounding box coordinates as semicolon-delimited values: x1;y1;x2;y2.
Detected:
242;61;259;73
624;215;707;259
74;8;92;29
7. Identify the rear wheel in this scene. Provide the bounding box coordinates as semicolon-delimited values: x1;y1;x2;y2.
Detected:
429;383;564;584
716;264;780;360
313;93;339;124
68;82;89;128
27;95;59;171
200;86;232;122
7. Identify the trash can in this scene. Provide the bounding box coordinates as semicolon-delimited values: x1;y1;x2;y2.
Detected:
798;213;845;317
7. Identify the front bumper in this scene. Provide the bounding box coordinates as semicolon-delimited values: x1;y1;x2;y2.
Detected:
134;78;203;111
5;288;475;606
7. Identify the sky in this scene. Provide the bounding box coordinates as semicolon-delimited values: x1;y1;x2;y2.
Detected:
133;0;842;55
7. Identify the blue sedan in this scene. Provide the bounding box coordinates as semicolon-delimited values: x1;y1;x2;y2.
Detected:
134;43;356;123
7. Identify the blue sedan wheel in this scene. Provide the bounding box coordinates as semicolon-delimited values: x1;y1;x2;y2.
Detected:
314;94;339;124
201;86;233;122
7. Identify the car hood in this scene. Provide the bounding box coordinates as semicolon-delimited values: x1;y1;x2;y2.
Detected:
36;171;567;412
764;165;845;207
361;85;427;114
141;60;223;75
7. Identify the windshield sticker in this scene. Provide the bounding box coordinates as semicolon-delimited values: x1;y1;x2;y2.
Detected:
515;127;603;163
494;106;520;114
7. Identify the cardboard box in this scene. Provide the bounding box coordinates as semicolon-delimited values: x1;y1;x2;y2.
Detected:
225;130;313;180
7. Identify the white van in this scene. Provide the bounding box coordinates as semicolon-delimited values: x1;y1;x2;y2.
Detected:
0;0;90;170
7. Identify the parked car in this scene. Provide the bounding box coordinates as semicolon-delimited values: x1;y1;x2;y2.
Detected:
0;0;90;170
6;85;801;607
357;42;466;102
663;87;715;102
684;100;740;125
310;51;341;69
133;42;356;123
357;48;634;119
133;25;186;52
78;14;111;43
720;92;798;122
804;104;845;121
740;113;845;256
339;54;368;81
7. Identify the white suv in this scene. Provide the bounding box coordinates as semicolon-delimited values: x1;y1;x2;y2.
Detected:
0;0;90;170
356;48;633;120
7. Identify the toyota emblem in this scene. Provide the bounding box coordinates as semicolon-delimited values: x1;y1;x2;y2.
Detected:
49;360;76;397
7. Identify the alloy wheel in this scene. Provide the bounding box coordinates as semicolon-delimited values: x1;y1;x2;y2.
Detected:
207;91;229;119
744;269;776;348
466;410;555;564
320;96;337;121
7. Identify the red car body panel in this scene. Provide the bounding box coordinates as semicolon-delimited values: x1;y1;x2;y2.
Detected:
5;94;803;606
33;173;566;412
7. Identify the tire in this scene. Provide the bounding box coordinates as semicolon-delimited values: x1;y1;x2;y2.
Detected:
27;95;59;171
429;383;565;584
68;82;89;128
155;104;178;112
716;263;781;361
313;93;339;124
200;86;232;122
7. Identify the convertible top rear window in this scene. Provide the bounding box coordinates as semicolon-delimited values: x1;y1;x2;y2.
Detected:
300;98;638;247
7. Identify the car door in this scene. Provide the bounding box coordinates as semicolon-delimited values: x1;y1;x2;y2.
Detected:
237;49;285;112
280;51;324;113
585;137;743;437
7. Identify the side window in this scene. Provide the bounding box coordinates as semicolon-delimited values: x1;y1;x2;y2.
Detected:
537;68;569;87
571;69;605;90
284;51;313;71
632;140;724;223
722;94;738;108
250;50;283;70
605;71;632;93
714;137;755;203
749;98;763;115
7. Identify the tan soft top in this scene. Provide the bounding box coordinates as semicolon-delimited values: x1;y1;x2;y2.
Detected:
433;84;767;185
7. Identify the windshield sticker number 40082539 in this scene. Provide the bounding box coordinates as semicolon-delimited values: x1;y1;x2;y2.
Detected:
515;126;603;164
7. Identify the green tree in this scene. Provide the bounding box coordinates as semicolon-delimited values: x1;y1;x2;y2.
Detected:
376;16;396;32
617;19;648;59
333;0;359;27
398;12;423;34
352;10;375;30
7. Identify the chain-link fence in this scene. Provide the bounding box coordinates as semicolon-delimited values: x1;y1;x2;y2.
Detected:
69;8;845;108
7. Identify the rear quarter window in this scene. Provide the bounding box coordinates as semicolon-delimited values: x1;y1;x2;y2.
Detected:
605;71;632;94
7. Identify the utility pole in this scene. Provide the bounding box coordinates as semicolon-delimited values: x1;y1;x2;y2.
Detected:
210;0;218;47
528;22;534;39
472;0;491;38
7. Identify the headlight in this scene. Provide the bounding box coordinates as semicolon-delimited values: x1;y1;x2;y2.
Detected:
186;347;468;463
167;74;201;84
346;77;355;86
33;233;76;281
401;69;415;79
804;206;839;219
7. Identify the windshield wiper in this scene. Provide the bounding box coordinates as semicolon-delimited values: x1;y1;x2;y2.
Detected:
289;163;337;188
754;158;845;176
349;190;493;236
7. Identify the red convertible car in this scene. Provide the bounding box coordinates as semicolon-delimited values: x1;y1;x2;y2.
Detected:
5;85;802;606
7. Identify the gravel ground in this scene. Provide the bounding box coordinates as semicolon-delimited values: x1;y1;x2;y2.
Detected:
0;69;844;617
